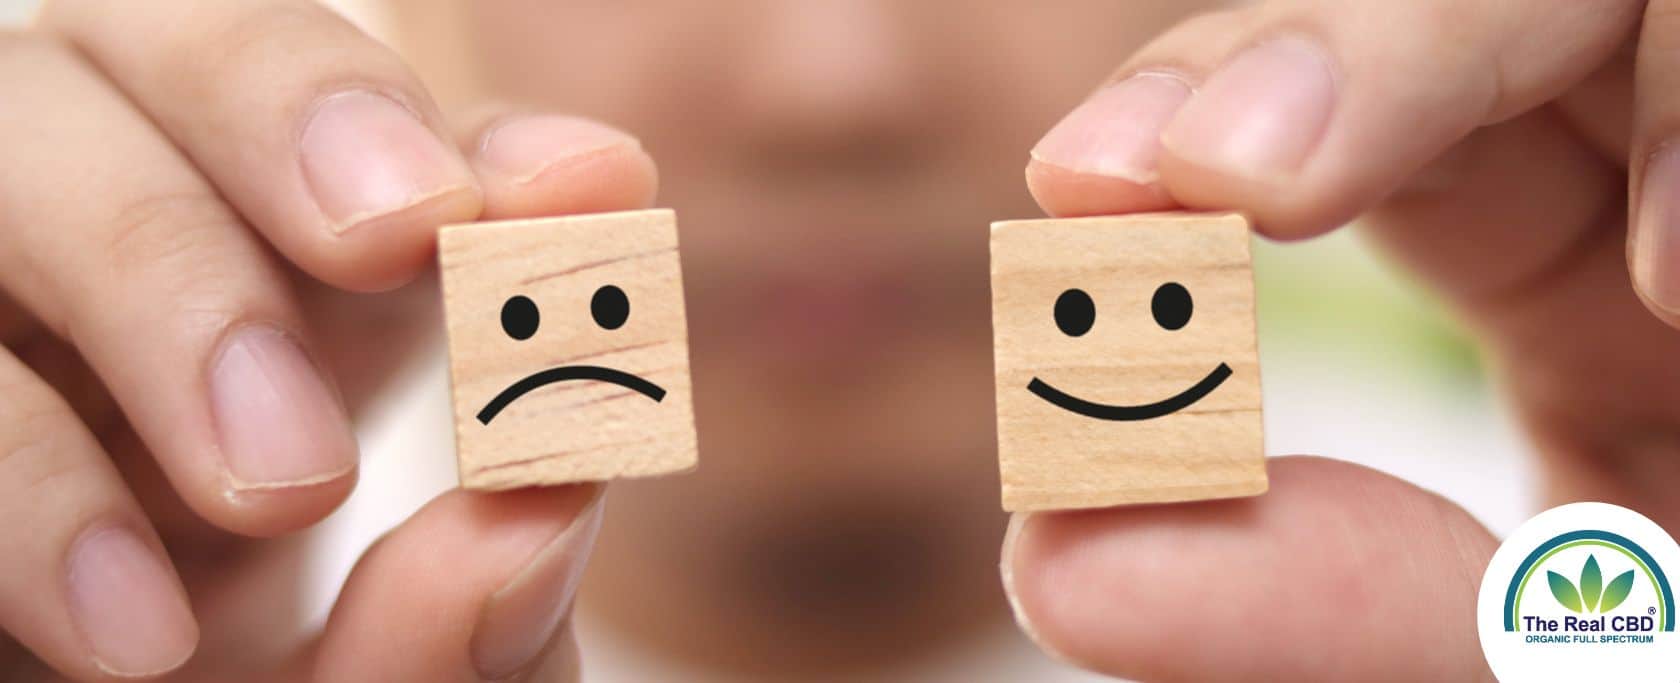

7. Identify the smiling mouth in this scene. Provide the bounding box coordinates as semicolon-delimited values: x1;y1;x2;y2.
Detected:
477;365;665;424
1028;363;1233;421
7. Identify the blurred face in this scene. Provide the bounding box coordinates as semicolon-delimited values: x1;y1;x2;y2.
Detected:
400;1;1214;675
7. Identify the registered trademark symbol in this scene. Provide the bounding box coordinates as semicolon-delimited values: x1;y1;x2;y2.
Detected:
1650;606;1658;615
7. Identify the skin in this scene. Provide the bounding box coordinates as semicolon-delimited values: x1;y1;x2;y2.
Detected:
0;0;1677;681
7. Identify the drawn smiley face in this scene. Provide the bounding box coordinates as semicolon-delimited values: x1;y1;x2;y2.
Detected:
988;214;1265;511
1026;282;1232;421
475;285;667;425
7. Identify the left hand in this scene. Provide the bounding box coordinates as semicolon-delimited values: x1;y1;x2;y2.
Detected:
1;1;657;679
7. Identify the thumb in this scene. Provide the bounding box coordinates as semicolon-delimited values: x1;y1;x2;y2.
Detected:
307;485;602;682
1002;456;1497;681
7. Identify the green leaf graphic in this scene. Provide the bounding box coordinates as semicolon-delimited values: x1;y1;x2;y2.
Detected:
1600;571;1635;613
1549;571;1583;613
1581;555;1603;612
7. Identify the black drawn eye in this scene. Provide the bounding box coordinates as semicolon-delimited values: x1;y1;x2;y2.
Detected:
591;285;630;330
1054;288;1095;337
501;295;540;340
1151;282;1192;331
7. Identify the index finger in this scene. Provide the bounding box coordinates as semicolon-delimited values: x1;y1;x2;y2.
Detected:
1024;1;1639;237
40;0;483;292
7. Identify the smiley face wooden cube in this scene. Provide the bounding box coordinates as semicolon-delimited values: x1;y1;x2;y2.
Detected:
990;213;1266;512
439;209;697;490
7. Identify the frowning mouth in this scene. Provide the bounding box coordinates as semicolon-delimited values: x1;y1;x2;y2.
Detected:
1027;363;1232;421
478;365;665;424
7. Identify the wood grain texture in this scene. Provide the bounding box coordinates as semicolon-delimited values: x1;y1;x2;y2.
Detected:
990;212;1266;511
439;209;698;490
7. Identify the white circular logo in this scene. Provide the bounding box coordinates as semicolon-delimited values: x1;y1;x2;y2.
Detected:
1477;502;1680;681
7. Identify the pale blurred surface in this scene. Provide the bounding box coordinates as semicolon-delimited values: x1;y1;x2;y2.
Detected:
0;0;27;23
0;1;1531;680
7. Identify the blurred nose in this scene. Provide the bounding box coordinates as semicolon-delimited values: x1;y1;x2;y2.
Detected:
729;1;925;159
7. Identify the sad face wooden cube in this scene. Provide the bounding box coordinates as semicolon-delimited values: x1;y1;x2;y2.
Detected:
989;212;1266;512
439;209;698;490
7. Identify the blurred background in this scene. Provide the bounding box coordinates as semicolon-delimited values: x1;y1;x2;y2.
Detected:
0;1;1535;680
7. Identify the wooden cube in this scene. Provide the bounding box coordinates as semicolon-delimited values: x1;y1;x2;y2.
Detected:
990;212;1266;511
439;209;698;490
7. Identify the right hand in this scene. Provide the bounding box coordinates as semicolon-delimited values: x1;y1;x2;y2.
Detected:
0;1;656;679
1008;1;1680;680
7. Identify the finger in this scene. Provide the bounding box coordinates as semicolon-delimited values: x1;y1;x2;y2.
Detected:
1551;46;1634;164
1002;456;1497;681
312;486;602;682
39;0;484;292
0;36;357;535
1026;1;1640;237
517;623;582;683
294;109;660;411
1630;1;1680;320
0;348;197;679
453;109;660;220
1361;108;1621;312
1360;101;1680;522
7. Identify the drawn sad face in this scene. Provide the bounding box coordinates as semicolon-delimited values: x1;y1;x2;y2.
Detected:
475;285;666;425
439;210;698;490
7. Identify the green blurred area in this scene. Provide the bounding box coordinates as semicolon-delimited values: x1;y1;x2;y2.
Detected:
1253;228;1486;389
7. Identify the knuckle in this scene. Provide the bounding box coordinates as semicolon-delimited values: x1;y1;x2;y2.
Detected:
1174;7;1245;36
192;2;330;67
0;27;64;65
0;438;84;507
99;191;238;282
0;28;32;51
59;189;269;356
0;379;89;500
163;2;397;99
74;190;253;343
0;368;65;427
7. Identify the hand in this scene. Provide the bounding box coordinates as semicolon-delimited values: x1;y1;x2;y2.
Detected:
0;1;656;679
1005;1;1679;679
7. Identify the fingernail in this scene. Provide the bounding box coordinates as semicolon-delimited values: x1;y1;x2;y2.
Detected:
1161;37;1337;180
1000;513;1067;663
471;493;605;680
1031;73;1191;183
479;115;642;185
209;326;357;489
1635;144;1680;313
300;91;476;234
67;526;198;677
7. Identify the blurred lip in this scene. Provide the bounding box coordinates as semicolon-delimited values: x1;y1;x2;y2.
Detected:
732;266;916;364
678;206;985;369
